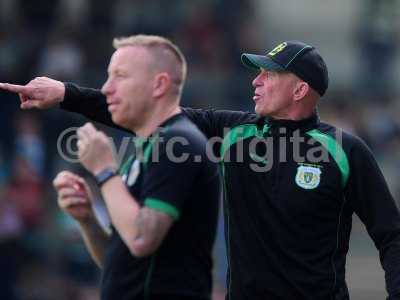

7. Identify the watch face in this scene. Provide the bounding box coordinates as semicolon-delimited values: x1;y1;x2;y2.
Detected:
127;159;140;187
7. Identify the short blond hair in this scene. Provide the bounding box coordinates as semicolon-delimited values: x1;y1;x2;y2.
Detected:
113;35;187;96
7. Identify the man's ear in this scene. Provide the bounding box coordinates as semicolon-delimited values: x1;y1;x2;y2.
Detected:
293;81;309;102
153;73;171;99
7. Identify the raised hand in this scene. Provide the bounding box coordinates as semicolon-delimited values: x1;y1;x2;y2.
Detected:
76;122;117;175
0;77;65;109
53;171;94;223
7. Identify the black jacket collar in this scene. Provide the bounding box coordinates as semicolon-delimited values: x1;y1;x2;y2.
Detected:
264;113;320;133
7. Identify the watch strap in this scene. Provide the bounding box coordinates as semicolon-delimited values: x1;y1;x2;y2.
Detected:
95;167;117;187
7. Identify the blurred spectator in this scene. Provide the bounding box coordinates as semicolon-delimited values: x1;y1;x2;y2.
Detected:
356;0;400;98
113;0;161;35
0;169;23;300
36;31;84;82
14;112;46;177
57;0;90;29
5;156;45;231
0;29;24;82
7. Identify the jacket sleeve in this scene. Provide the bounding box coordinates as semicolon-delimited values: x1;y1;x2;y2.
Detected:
345;136;400;298
60;82;129;132
182;107;255;138
60;83;254;138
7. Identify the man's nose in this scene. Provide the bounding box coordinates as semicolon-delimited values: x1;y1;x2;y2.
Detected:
252;74;262;88
101;79;113;95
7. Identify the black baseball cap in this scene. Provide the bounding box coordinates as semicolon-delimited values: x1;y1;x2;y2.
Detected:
241;41;329;96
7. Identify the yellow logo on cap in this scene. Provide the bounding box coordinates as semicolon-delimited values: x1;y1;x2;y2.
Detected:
268;42;287;57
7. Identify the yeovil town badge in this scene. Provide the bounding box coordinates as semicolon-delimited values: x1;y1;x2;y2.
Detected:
295;165;321;190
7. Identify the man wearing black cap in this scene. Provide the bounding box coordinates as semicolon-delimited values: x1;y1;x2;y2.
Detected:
2;40;400;300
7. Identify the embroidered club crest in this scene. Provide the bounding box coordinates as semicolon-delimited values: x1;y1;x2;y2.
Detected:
295;165;321;190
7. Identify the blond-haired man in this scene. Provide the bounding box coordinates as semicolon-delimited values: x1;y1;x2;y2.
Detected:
11;35;220;300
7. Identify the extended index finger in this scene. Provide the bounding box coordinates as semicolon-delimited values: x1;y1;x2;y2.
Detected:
0;83;32;94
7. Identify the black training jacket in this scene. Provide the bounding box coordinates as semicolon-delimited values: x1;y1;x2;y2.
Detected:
61;83;400;300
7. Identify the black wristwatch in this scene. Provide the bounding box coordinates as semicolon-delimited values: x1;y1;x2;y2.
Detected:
95;167;117;187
